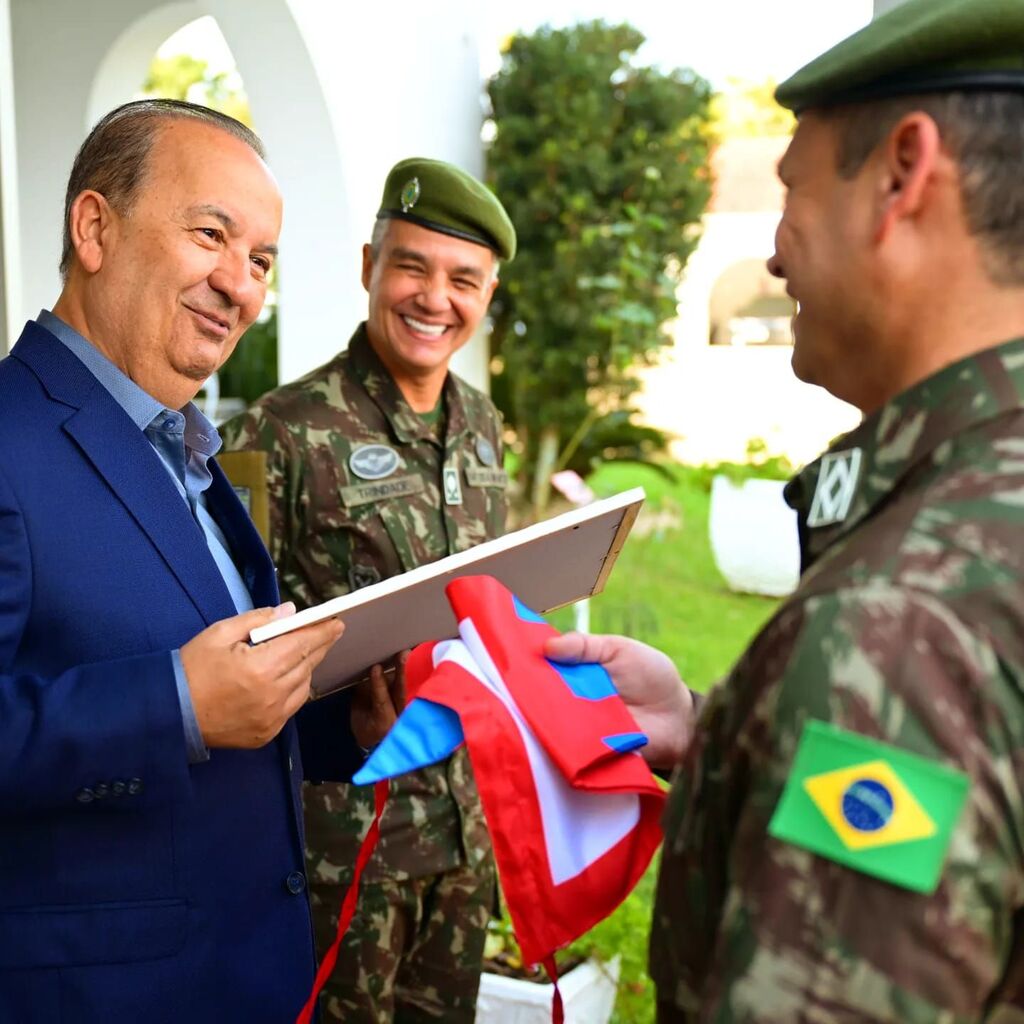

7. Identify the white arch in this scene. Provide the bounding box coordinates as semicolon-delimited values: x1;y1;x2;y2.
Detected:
88;2;205;123
6;0;484;387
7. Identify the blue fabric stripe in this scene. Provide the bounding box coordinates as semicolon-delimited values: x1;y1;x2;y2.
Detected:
602;731;649;754
353;698;465;783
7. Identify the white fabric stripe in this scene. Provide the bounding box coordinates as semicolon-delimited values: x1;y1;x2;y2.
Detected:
435;623;640;886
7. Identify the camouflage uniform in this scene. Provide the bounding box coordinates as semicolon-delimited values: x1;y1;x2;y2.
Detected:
652;340;1024;1023
220;324;507;1022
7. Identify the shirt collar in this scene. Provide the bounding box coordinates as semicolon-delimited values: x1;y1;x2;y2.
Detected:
38;309;221;454
785;336;1024;569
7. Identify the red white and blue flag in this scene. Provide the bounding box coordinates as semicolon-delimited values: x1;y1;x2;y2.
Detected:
353;575;666;967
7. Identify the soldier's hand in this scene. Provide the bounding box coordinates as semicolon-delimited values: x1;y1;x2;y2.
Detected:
545;632;695;770
182;604;345;748
351;652;408;751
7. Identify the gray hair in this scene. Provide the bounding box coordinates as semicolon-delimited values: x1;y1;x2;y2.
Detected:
60;99;265;279
369;216;500;282
825;91;1024;285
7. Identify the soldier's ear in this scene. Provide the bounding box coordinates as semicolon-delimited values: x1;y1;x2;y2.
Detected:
361;244;374;293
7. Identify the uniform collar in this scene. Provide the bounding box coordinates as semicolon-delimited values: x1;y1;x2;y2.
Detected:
785;337;1024;570
346;322;472;447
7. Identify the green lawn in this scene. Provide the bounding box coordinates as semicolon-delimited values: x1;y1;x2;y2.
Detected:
545;459;786;1023
547;460;782;691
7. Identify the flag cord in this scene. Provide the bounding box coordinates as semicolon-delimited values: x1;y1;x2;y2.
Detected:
543;954;565;1024
295;779;390;1024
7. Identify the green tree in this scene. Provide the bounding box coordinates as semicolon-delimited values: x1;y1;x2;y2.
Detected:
710;77;795;138
486;22;713;517
142;54;252;126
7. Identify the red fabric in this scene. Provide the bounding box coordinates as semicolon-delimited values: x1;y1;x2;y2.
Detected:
408;575;665;967
294;779;389;1024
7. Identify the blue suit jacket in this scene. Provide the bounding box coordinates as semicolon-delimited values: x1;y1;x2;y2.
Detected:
0;323;351;1021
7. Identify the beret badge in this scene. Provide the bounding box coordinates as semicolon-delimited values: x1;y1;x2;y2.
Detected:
400;177;421;213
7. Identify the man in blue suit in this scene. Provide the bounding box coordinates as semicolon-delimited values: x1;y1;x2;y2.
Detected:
0;100;367;1021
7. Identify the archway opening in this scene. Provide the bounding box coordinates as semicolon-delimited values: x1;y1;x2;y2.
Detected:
708;257;793;346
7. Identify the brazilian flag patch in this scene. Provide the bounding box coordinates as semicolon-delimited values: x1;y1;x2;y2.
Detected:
768;720;969;893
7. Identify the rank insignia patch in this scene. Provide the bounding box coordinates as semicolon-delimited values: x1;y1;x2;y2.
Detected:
807;447;862;527
443;465;463;505
769;720;969;893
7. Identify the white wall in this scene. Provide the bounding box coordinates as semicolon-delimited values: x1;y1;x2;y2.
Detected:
3;0;488;388
277;1;488;385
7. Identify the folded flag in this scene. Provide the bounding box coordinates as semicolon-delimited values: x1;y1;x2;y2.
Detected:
355;574;665;967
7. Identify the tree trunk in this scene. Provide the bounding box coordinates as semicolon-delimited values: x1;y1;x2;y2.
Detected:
530;425;560;521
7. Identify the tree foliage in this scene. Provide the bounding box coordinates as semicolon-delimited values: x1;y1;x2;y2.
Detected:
709;77;794;138
486;22;713;516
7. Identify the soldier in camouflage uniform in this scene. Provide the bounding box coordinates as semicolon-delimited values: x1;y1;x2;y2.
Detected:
546;1;1024;1020
221;158;516;1022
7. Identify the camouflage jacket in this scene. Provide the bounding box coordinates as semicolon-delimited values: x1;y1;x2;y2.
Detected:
652;340;1024;1022
220;324;508;881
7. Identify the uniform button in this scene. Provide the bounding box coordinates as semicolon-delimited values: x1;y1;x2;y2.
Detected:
111;780;127;797
127;778;144;796
93;783;110;799
75;787;95;804
285;871;306;895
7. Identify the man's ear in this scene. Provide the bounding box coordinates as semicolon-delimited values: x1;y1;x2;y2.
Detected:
875;112;943;243
67;190;112;274
361;243;374;293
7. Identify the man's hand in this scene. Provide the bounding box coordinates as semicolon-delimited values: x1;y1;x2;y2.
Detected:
182;604;344;748
545;632;696;771
351;652;408;752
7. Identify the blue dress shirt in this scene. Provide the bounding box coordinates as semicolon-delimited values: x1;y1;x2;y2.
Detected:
38;310;255;764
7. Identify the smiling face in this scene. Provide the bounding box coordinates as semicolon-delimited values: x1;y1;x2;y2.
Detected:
59;117;282;410
767;113;877;405
361;218;498;401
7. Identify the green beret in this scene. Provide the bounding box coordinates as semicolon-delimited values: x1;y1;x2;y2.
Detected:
376;157;516;261
776;0;1024;113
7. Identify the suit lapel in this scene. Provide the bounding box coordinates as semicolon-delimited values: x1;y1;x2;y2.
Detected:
64;398;238;626
13;323;237;626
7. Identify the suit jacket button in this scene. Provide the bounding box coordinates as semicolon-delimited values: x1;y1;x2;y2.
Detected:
285;871;306;895
111;780;127;796
93;783;110;799
127;778;144;796
75;787;95;804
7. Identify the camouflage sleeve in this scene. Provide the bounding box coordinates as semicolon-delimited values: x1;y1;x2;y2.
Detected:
219;406;309;605
658;584;1024;1021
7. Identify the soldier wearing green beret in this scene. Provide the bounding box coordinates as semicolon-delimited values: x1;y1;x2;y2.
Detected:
221;158;515;1022
545;0;1024;1019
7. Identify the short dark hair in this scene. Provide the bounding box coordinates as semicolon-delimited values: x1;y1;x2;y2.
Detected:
60;99;265;279
824;91;1024;285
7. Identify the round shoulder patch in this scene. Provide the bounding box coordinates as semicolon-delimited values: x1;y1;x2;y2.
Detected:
475;435;497;467
349;444;400;480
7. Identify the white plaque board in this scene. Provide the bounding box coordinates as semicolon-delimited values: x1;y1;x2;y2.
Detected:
250;487;644;697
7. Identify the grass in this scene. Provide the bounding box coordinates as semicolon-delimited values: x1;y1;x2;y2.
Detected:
546;459;784;692
540;458;787;1023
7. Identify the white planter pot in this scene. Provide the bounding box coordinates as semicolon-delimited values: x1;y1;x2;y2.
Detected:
475;956;620;1024
709;475;800;597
